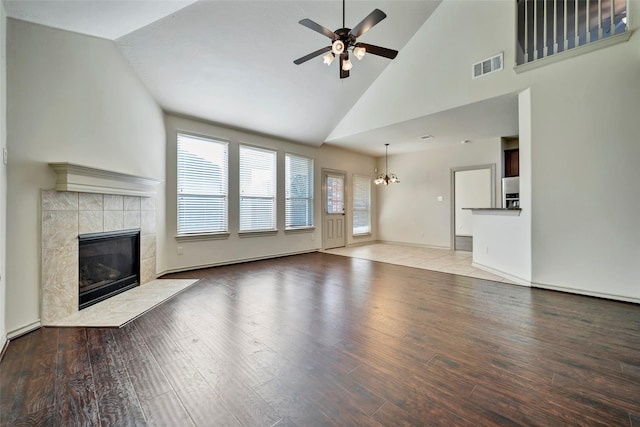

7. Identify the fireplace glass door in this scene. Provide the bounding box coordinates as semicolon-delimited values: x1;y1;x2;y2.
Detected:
78;229;140;309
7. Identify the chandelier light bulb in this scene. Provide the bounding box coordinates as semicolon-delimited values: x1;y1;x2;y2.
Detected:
322;52;335;66
342;56;353;71
332;40;345;55
353;46;366;60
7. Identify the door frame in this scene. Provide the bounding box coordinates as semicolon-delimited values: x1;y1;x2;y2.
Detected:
450;164;496;251
321;168;347;249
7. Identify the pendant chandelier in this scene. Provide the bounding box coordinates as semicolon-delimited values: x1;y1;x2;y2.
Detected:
374;144;399;186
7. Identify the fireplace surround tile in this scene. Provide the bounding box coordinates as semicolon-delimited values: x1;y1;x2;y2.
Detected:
79;211;104;234
104;194;124;210
42;190;78;211
42;211;79;249
124;211;141;230
79;193;103;211
104;210;124;231
124;195;141;211
41;190;157;324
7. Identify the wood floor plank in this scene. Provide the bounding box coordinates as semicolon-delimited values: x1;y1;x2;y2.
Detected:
2;252;640;425
54;328;100;426
86;328;146;426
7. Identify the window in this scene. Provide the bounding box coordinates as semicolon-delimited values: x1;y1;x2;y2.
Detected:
239;145;277;232
285;153;314;229
353;175;371;235
177;133;228;235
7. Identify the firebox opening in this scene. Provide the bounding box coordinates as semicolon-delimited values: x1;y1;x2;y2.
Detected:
78;229;140;310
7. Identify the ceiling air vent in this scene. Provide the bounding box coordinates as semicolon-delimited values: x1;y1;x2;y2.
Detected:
472;53;503;79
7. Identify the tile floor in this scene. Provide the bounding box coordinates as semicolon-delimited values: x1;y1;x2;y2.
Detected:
323;242;514;284
47;279;199;327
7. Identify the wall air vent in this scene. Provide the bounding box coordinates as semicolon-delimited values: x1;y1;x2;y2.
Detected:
472;53;503;79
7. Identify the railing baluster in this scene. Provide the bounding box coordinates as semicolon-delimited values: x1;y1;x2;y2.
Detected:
543;0;548;57
611;0;615;35
524;0;529;62
564;0;569;50
534;0;538;58
598;0;603;39
587;0;591;43
554;0;558;53
575;0;580;46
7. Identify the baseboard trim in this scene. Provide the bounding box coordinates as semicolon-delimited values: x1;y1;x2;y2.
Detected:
376;240;450;251
472;262;532;287
158;248;320;276
532;282;640;305
0;335;8;362
7;320;41;340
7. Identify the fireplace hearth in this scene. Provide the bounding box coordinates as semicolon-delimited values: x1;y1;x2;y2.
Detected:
79;229;140;309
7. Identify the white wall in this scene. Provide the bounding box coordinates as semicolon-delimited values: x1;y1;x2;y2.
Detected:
528;32;640;301
472;89;532;286
377;137;502;249
162;115;376;274
340;0;640;302
0;3;7;348
454;168;492;236
5;19;166;335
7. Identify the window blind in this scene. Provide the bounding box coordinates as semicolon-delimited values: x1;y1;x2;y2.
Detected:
239;145;277;232
353;175;371;235
285;153;314;228
177;133;228;235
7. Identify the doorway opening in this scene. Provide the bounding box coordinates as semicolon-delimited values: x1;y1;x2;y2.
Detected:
450;165;495;251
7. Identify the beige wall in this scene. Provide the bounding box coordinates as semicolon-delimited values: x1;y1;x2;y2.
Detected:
5;19;166;335
162;115;376;274
376;137;502;249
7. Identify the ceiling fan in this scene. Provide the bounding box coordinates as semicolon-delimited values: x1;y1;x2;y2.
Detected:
293;0;398;79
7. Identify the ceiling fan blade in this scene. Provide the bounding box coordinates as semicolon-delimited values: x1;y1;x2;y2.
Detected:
356;43;398;60
340;54;349;79
349;9;387;38
294;46;332;65
299;18;337;40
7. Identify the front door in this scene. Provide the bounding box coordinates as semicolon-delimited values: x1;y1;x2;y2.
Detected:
323;171;346;249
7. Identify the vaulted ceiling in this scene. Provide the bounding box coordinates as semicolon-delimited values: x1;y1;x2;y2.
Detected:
3;0;518;156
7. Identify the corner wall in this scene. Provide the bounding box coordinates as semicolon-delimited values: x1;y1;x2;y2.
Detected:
1;3;7;349
5;19;166;336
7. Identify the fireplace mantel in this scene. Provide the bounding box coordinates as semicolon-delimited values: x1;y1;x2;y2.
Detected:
49;162;162;196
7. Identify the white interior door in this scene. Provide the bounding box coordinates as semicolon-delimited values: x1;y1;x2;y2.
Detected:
323;171;346;249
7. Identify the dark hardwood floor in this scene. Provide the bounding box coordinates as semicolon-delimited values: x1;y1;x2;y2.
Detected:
2;252;640;426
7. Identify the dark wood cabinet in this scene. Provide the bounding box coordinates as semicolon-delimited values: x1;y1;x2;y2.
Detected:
504;149;519;177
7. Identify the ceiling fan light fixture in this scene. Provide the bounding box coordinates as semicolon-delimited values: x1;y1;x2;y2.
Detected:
323;52;335;66
342;54;353;71
353;46;366;60
332;40;345;55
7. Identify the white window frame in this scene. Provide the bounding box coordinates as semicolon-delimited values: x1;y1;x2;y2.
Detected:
239;144;277;234
285;153;314;230
353;175;371;236
176;133;229;239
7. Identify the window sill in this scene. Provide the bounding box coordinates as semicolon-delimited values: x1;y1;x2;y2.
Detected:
514;31;632;74
176;232;230;242
353;232;372;238
284;226;315;234
239;229;278;238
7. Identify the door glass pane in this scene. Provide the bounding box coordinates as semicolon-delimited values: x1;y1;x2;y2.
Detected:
326;175;344;213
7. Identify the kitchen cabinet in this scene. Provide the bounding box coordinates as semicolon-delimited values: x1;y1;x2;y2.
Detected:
504;149;519;177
